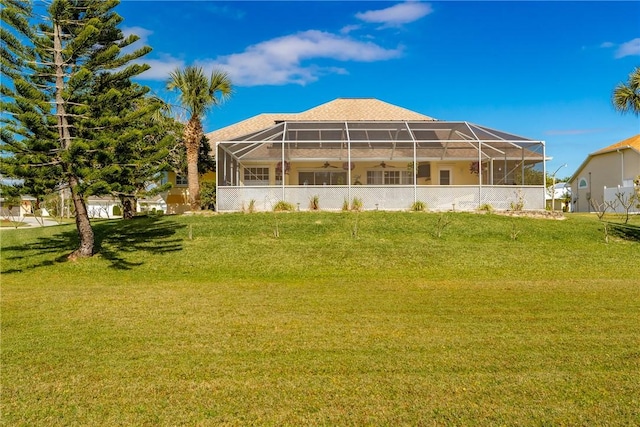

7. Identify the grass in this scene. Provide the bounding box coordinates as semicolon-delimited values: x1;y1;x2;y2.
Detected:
0;219;29;228
2;212;639;425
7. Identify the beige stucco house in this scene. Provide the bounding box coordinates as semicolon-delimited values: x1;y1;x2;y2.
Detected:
569;134;640;213
163;170;215;214
207;98;547;212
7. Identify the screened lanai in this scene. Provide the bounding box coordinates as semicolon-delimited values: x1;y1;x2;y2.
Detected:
216;120;546;212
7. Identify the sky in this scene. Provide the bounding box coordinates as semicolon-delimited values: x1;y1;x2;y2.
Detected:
117;0;640;179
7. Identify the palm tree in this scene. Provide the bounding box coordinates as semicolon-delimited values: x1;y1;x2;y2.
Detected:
612;67;640;116
167;66;232;210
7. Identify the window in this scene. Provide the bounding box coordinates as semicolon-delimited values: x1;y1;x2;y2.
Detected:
159;171;169;186
298;171;347;185
176;175;188;186
244;167;270;186
439;169;451;185
578;178;588;189
366;170;414;185
417;162;431;179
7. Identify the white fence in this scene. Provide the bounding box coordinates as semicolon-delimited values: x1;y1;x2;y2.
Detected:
217;185;544;212
604;186;640;214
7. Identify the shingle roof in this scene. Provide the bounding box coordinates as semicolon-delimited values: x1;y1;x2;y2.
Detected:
592;134;640;154
569;133;640;182
206;98;435;143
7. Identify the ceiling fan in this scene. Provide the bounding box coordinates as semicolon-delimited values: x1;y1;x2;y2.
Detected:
322;161;338;168
378;161;396;168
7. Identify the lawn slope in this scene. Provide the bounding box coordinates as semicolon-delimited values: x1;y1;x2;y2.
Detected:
2;212;639;425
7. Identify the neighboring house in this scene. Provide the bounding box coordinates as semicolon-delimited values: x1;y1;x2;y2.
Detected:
569;134;640;213
208;98;547;212
137;194;168;214
162;171;215;214
545;182;571;212
0;195;35;218
86;196;121;218
83;195;171;218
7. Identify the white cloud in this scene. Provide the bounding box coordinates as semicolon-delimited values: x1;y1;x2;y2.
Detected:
340;24;361;35
197;30;402;86
599;42;614;49
136;54;186;81
615;38;640;58
122;26;153;46
355;1;433;28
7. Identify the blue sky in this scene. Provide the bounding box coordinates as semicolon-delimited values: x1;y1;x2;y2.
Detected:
119;1;640;179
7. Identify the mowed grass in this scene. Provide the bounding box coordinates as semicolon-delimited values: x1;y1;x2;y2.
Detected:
1;212;639;425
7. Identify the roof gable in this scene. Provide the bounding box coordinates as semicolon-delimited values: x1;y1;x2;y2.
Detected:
296;98;434;122
592;134;640;154
569;133;640;182
206;98;434;143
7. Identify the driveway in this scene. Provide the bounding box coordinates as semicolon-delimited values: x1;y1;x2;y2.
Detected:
1;216;63;230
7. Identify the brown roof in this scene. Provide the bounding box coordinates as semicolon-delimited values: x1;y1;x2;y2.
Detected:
593;134;640;154
569;133;640;183
206;98;435;143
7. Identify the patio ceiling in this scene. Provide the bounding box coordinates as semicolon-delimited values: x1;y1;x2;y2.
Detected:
219;120;544;162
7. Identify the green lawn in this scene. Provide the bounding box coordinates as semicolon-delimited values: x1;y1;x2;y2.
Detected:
2;212;639;425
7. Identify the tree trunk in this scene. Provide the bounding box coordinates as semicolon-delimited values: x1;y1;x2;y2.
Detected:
68;176;94;259
120;195;136;220
185;118;202;211
54;20;94;259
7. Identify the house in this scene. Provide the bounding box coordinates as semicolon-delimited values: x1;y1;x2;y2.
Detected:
0;195;36;218
86;196;121;218
208;98;547;212
162;171;215;214
137;194;168;214
569;134;640;213
545;182;571;212
86;194;173;218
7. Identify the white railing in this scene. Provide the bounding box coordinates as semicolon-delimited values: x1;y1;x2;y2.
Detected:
604;186;640;214
217;185;545;212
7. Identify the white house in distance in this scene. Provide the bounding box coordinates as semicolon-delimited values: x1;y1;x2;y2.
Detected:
208;98;547;212
546;182;571;212
569;134;640;213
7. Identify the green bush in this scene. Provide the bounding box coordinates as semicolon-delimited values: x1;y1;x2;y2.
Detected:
351;197;363;211
200;181;216;210
478;203;494;213
410;201;427;212
273;200;295;212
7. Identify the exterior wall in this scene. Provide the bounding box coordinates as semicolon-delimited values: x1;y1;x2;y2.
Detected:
165;171;216;214
0;198;33;217
571;149;640;212
237;161;481;187
86;198;119;218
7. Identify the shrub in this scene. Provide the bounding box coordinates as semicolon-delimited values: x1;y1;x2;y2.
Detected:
351;197;363;212
510;190;525;211
410;201;426;212
309;195;320;211
200;181;216;210
478;203;494;213
273;200;295;212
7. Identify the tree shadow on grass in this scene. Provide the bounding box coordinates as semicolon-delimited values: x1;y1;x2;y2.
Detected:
609;222;640;242
1;215;185;273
